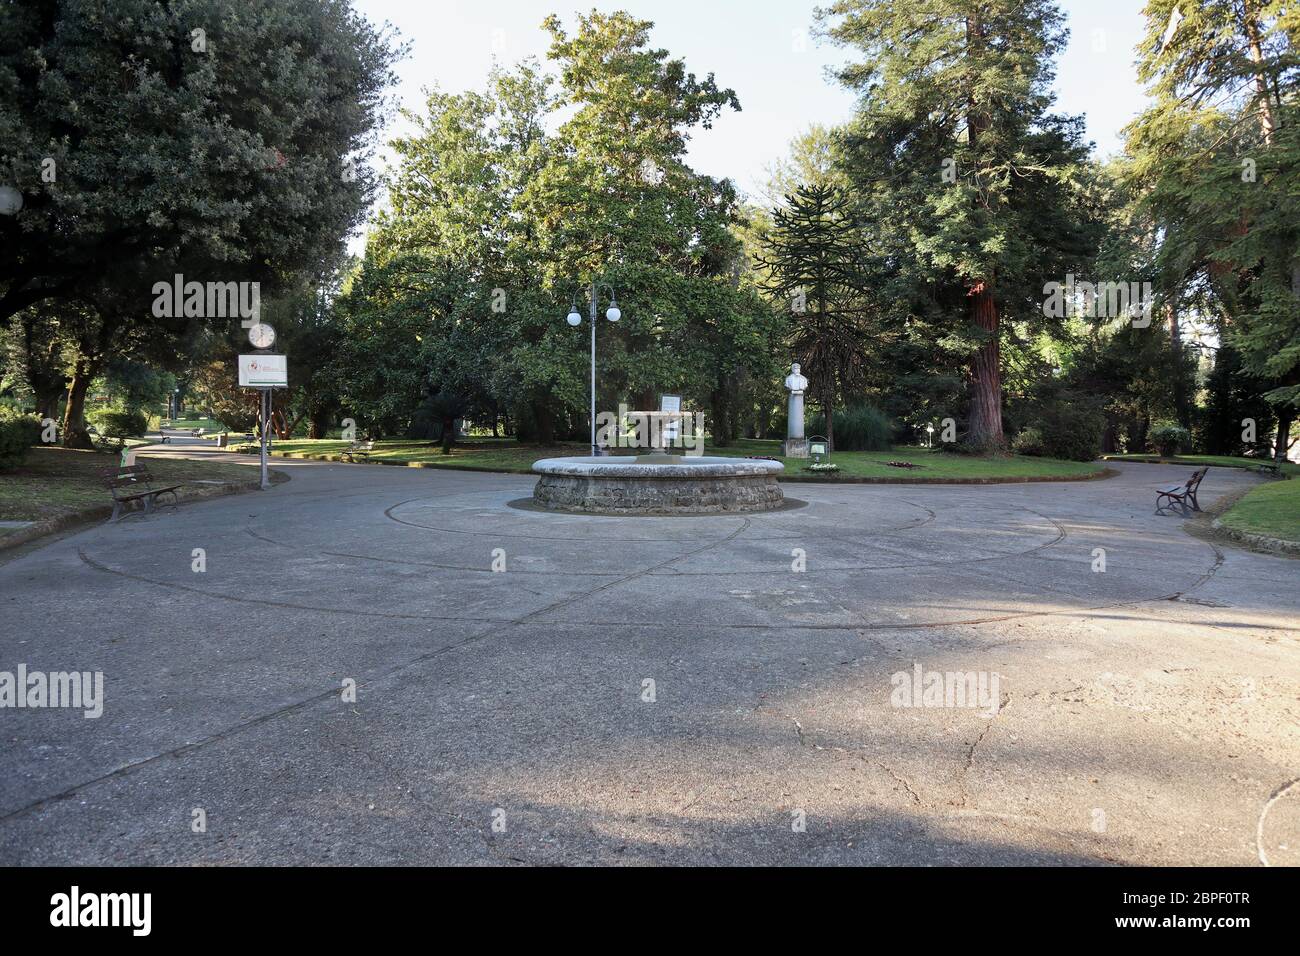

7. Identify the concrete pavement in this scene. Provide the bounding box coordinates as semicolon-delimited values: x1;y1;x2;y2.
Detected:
0;452;1296;865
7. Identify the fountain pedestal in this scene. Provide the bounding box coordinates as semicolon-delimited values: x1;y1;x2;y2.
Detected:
531;455;784;515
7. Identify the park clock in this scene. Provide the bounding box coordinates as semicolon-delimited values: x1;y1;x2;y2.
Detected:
247;323;276;350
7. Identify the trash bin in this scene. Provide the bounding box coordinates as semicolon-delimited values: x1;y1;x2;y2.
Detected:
216;433;228;448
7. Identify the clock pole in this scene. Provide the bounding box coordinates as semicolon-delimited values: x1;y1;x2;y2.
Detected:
242;322;279;490
260;387;270;490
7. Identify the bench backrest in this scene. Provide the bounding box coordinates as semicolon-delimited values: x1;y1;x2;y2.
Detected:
1186;467;1208;491
101;464;156;495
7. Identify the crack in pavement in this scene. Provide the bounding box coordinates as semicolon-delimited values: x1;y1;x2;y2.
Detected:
957;694;1012;810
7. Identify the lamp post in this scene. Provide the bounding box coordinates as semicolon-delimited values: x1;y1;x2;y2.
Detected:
566;280;621;456
926;424;934;449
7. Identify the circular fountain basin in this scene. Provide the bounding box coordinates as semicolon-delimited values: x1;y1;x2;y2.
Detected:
531;455;785;515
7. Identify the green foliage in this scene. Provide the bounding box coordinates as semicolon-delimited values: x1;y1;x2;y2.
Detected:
755;183;875;450
361;14;780;442
102;360;175;414
821;0;1102;446
0;413;41;470
809;404;893;451
1010;427;1046;457
0;0;402;327
91;409;148;439
1198;346;1277;456
1149;422;1193;457
1013;398;1105;462
1127;1;1299;421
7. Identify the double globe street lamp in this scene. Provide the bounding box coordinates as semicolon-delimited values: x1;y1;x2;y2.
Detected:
566;280;621;456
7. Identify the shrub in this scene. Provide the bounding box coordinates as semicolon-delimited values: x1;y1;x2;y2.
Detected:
808;403;893;451
1149;422;1192;457
1011;426;1046;457
0;414;42;471
95;410;149;439
1014;402;1104;462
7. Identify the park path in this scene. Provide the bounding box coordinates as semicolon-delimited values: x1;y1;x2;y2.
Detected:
1;450;1297;865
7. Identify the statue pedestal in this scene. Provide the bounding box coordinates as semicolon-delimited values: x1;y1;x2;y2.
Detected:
782;438;809;459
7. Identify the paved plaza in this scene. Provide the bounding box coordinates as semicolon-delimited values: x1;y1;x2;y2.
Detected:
1;452;1297;865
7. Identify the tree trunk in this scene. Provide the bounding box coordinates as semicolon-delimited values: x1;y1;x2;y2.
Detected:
60;358;96;449
1276;411;1294;464
966;282;1004;447
821;384;835;451
1244;1;1276;145
308;407;333;439
710;387;731;448
531;400;555;445
1166;302;1191;428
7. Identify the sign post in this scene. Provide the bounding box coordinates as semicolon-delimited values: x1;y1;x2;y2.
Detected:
260;388;270;490
239;353;287;491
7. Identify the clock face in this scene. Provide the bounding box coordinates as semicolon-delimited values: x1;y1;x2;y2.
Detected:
248;323;276;349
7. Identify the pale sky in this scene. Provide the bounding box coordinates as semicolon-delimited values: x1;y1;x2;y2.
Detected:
349;0;1151;248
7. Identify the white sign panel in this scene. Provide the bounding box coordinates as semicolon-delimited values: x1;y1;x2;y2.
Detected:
660;394;682;442
238;354;287;387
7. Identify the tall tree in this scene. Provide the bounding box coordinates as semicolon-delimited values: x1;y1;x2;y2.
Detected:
1128;0;1299;461
756;183;871;450
821;0;1095;447
372;15;779;443
0;0;400;444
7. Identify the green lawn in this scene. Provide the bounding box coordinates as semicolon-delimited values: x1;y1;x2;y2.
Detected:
163;417;226;431
251;437;1106;481
714;440;1104;480
251;439;589;472
0;446;269;523
1104;453;1299;477
1219;477;1300;543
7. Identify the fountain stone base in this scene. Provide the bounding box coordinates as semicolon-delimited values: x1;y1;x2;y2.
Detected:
531;455;785;515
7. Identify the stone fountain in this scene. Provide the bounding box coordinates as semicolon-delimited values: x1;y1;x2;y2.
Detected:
531;453;784;515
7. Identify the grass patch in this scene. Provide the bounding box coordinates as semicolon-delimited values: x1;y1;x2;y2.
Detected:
254;437;1105;481
163;417;226;431
714;440;1105;480
1104;453;1299;477
257;439;588;471
0;446;267;523
1219;477;1300;543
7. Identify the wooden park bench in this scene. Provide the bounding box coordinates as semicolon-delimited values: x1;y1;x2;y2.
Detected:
160;427;204;443
341;439;375;462
101;463;182;522
1155;467;1208;517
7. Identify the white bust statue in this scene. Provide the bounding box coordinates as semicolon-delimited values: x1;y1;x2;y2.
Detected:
784;363;808;395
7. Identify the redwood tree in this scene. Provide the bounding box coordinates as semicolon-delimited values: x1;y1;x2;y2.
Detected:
821;0;1095;447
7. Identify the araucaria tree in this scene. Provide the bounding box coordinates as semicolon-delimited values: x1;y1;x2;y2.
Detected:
821;0;1096;448
756;183;871;450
